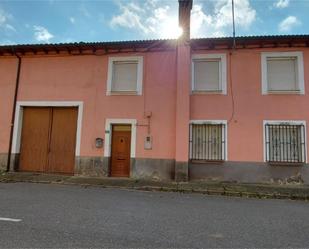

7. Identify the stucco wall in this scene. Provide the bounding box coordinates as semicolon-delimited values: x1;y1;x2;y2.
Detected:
191;47;309;163
0;58;18;158
0;51;177;161
1;46;309;169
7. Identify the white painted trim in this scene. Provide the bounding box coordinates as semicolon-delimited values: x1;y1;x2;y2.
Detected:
189;120;228;160
104;119;137;158
191;54;227;95
263;120;307;163
0;217;22;222
261;51;305;95
12;101;83;156
106;56;143;96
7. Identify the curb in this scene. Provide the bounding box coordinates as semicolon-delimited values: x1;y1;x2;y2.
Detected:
1;173;309;201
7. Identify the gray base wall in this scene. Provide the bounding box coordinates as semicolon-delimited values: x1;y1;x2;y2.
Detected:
0;153;7;171
132;158;175;181
190;161;309;184
175;161;189;182
0;153;19;172
76;156;175;181
6;153;309;184
1;154;174;180
75;156;109;177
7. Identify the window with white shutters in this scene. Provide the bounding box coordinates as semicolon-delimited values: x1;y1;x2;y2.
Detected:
267;57;298;92
193;59;221;92
107;56;143;95
111;61;138;92
261;52;304;94
191;54;227;94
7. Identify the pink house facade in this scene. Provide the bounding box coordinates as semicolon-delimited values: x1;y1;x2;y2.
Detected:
1;0;309;183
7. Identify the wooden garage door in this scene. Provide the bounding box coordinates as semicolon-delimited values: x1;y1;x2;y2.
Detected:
19;107;50;172
19;107;78;174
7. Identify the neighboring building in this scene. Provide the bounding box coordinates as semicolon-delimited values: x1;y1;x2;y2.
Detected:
0;0;309;183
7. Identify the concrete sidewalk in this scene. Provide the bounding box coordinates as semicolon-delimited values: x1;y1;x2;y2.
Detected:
1;172;309;200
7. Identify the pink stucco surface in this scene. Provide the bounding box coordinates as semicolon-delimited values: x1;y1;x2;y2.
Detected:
191;48;309;162
0;58;17;155
0;52;177;159
0;46;308;163
175;44;191;162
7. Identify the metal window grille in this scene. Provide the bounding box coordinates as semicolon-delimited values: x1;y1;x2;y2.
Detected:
265;124;306;163
189;123;226;161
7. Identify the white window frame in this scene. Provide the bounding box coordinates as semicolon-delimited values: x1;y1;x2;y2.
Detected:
191;54;227;95
261;51;305;95
263;120;307;163
106;56;143;95
104;119;137;158
12;101;83;156
189;120;228;160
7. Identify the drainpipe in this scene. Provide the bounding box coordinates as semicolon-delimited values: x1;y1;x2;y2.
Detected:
6;50;22;172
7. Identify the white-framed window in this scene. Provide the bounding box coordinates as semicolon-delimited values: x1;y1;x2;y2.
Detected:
191;54;227;94
107;56;143;95
261;52;305;94
264;120;307;164
189;120;227;161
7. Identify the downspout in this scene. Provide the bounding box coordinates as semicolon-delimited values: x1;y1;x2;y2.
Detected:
6;49;22;172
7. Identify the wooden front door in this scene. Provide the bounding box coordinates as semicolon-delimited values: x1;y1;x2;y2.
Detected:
19;107;78;174
110;125;131;177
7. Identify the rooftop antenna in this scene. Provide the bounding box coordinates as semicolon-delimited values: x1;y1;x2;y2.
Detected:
232;0;236;49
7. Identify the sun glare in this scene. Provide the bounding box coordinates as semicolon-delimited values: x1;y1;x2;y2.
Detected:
161;18;183;39
175;26;184;38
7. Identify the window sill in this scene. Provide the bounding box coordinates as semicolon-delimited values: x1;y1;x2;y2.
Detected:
190;159;225;164
192;90;225;95
267;161;305;166
265;90;303;95
107;91;140;96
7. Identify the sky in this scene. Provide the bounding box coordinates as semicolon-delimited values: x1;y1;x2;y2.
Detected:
0;0;308;45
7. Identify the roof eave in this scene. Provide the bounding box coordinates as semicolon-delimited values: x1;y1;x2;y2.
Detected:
1;35;309;56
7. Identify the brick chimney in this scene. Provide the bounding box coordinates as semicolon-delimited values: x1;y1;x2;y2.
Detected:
178;0;193;41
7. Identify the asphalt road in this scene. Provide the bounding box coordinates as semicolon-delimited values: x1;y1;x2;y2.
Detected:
0;183;309;248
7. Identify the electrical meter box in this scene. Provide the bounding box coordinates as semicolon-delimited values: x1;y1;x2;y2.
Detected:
144;135;152;150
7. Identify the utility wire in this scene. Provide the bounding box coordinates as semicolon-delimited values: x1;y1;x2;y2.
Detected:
228;0;236;124
232;0;236;49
